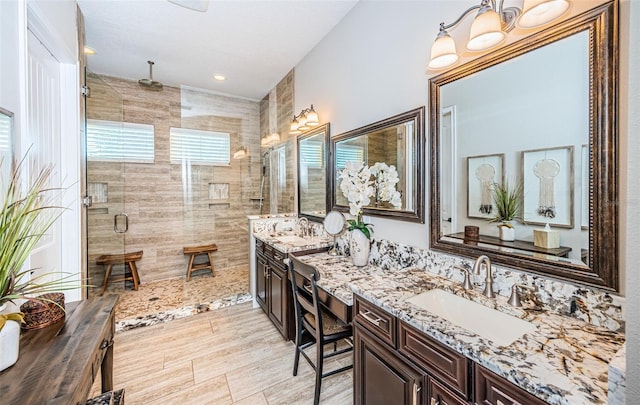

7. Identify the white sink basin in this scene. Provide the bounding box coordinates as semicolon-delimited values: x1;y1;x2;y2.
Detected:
275;235;311;245
406;289;536;347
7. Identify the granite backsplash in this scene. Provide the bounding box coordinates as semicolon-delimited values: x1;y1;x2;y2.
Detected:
251;215;625;332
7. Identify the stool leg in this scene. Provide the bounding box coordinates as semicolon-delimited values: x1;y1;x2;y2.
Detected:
187;254;195;281
100;264;113;296
207;252;215;277
129;261;140;291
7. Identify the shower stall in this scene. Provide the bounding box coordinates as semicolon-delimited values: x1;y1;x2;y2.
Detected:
84;72;284;298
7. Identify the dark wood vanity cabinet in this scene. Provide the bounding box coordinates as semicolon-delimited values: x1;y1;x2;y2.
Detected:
354;294;551;405
255;239;293;340
354;323;424;405
354;294;471;405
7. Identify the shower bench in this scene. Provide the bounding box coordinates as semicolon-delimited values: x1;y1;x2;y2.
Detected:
183;243;217;281
97;250;144;295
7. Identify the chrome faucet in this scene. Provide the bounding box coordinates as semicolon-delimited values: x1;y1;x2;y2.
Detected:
473;255;495;298
297;217;309;237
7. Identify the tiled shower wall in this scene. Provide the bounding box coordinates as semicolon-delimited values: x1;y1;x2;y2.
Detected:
259;70;295;214
86;74;263;285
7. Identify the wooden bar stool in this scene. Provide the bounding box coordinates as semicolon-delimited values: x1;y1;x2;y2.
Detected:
183;243;217;281
97;251;144;295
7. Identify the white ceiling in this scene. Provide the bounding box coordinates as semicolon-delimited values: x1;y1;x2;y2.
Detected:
78;0;358;101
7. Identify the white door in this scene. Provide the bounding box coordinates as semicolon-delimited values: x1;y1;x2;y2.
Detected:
24;29;64;292
440;106;457;236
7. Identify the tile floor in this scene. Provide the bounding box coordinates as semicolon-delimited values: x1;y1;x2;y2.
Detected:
94;265;251;331
90;302;353;404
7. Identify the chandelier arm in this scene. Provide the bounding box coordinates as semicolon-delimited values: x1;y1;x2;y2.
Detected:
441;4;483;31
293;108;312;120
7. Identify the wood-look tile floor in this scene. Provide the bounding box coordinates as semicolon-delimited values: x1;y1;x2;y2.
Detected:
91;302;353;404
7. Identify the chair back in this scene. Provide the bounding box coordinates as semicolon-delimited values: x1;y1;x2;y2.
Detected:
288;254;323;337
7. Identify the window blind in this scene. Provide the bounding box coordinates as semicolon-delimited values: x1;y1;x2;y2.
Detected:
87;119;155;163
170;127;230;165
299;140;323;169
335;145;365;169
0;113;11;155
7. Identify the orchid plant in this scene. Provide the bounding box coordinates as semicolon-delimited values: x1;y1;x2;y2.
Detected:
339;161;403;239
369;162;402;209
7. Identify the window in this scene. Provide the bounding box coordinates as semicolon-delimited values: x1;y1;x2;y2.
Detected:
299;140;324;169
87;119;155;163
335;145;365;169
0;112;11;154
170;127;230;165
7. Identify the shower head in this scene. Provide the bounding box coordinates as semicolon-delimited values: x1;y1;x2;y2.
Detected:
138;61;163;90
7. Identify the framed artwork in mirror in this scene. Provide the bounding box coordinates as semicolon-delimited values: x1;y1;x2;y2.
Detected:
522;146;574;228
467;153;504;220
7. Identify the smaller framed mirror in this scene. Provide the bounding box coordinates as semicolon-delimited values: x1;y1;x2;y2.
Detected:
297;123;330;222
330;107;425;223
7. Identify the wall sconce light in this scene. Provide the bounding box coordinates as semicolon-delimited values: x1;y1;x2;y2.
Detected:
233;146;248;159
261;133;280;148
427;0;570;70
289;104;319;135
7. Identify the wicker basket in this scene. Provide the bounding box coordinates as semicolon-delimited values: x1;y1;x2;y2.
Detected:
19;292;65;330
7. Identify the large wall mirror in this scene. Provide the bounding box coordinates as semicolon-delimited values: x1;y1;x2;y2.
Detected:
430;2;618;291
298;123;330;222
330;107;425;223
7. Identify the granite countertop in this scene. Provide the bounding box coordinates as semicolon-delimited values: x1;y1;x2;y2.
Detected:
253;231;333;254
296;252;625;405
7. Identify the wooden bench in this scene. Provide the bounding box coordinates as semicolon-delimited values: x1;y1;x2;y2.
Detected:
183;243;217;281
97;251;143;295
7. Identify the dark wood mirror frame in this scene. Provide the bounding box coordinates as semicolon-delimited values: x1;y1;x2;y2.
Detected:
329;107;425;223
297;123;331;223
429;2;618;291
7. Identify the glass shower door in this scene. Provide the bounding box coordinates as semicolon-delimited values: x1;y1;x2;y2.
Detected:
85;71;127;297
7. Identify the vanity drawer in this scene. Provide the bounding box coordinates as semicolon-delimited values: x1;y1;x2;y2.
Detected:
399;321;470;399
428;377;470;405
354;295;396;348
474;363;547;405
272;249;286;266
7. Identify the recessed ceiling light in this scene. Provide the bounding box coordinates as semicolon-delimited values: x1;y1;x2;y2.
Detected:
84;46;96;55
213;75;226;81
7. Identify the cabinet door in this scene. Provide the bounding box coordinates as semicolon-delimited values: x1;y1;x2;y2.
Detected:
256;254;268;312
474;364;547;405
355;323;424;405
428;377;470;405
268;264;286;335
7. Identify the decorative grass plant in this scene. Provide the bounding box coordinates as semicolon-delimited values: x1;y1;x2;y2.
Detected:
0;157;77;309
489;179;523;228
